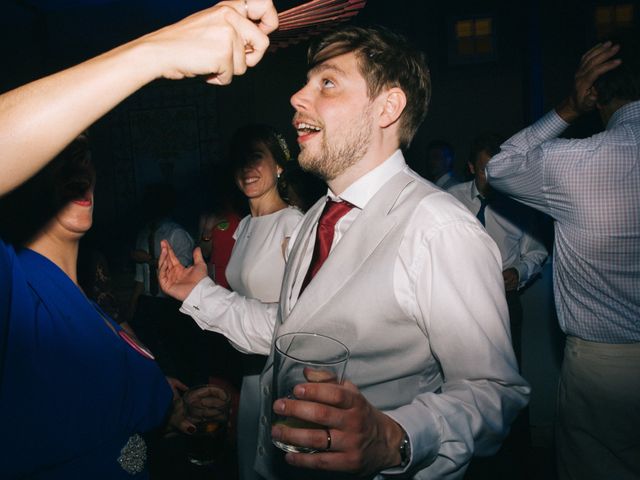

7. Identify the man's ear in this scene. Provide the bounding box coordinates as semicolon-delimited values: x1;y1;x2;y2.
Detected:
378;87;407;129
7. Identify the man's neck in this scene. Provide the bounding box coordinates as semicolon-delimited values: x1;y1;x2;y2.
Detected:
474;180;491;198
248;188;288;217
598;98;630;125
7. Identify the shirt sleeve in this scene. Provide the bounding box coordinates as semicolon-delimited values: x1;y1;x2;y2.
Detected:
179;277;277;355
513;226;548;289
384;221;530;478
486;109;569;216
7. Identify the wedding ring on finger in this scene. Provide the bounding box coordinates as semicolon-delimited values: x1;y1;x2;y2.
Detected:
324;428;332;451
243;0;255;55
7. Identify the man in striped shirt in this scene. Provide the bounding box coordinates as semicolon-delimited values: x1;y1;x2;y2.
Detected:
487;38;640;480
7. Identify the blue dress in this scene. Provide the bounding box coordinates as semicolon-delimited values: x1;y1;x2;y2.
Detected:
0;237;172;478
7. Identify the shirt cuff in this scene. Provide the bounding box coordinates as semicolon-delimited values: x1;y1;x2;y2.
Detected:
179;276;220;329
533;109;570;139
380;404;440;475
514;263;527;289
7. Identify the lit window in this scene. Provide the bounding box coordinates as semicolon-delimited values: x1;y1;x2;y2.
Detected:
595;4;635;38
450;15;496;64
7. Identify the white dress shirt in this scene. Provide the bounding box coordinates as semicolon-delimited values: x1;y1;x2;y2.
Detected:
435;171;459;190
181;150;529;479
448;180;548;289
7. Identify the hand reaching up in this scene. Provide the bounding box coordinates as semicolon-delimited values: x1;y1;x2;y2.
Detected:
0;0;279;196
557;41;622;122
158;240;209;301
138;0;279;86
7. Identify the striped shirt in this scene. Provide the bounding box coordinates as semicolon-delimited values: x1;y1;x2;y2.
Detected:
487;101;640;343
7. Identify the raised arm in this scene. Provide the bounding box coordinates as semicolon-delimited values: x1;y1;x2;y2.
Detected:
555;41;621;123
486;42;621;210
0;0;278;196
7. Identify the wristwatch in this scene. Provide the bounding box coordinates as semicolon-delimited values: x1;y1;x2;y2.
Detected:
399;432;411;468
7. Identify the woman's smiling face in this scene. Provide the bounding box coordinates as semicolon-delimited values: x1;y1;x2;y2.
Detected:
234;141;282;200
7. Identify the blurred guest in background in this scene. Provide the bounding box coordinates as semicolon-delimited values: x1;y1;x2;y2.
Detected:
424;139;460;189
127;183;211;386
198;163;245;289
78;231;126;327
448;133;548;366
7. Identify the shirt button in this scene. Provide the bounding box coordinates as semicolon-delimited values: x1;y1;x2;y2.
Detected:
263;386;270;396
261;415;268;425
258;446;265;456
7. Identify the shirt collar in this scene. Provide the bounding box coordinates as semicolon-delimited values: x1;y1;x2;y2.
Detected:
606;100;640;129
327;149;406;209
469;180;481;200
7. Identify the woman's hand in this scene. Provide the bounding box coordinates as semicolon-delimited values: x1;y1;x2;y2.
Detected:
166;386;196;435
137;0;278;86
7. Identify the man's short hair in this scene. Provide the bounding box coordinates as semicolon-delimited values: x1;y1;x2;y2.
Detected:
595;33;640;106
308;26;431;149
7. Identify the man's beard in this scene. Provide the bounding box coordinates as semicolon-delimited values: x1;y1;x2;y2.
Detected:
299;106;373;182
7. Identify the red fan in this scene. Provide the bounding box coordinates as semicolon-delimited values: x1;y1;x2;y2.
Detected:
270;0;367;52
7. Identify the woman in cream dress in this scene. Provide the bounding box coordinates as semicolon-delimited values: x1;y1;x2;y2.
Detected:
225;125;303;480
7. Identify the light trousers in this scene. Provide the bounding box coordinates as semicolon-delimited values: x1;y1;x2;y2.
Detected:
556;336;640;480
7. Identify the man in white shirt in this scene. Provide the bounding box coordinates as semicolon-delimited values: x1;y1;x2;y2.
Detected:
160;26;529;480
448;133;548;365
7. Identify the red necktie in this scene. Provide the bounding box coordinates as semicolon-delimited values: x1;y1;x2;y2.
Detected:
300;199;354;292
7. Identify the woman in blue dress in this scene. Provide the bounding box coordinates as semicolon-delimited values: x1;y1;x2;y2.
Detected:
0;136;180;478
0;1;279;477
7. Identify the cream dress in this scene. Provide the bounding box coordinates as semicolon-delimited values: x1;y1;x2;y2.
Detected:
225;206;303;480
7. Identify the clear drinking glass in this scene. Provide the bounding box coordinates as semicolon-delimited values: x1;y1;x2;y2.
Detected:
271;332;350;453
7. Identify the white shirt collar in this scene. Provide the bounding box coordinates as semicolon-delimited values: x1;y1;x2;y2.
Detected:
326;149;406;209
469;180;481;200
